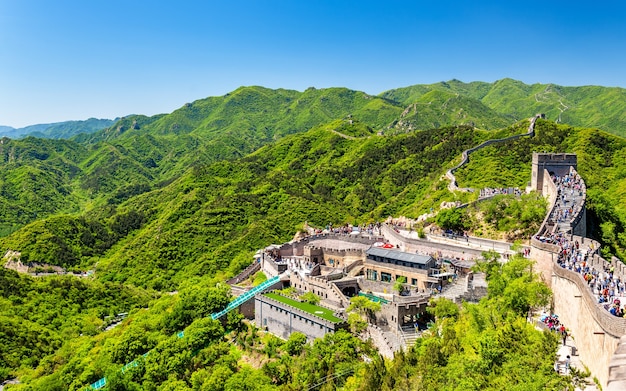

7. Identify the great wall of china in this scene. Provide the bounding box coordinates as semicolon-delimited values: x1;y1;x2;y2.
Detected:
442;115;626;389
445;114;540;192
527;155;626;390
230;116;626;388
76;116;626;390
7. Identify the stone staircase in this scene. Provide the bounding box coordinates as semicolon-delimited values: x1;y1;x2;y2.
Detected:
399;325;420;347
439;275;468;301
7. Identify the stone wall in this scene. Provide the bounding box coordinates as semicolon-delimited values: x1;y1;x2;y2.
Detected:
447;115;538;192
357;278;397;297
572;205;587;237
261;256;286;278
289;271;348;309
239;298;256;319
227;260;260;285
530;238;559;287
528;160;625;388
608;336;626;390
541;168;559;215
357;278;431;329
309;275;347;308
552;268;623;387
4;260;30;273
382;225;483;259
552;266;626;338
308;246;366;269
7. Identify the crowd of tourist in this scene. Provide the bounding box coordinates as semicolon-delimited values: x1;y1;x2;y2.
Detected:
537;229;626;318
540;313;569;340
478;187;522;198
547;172;584;225
537;170;626;318
558;243;626;317
308;222;383;236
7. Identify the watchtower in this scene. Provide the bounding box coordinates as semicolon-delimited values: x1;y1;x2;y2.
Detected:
531;153;577;193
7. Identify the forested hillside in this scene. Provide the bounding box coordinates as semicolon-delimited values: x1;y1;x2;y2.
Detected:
1;121;497;288
4;117;626;288
4;253;571;391
454;119;626;259
0;118;114;140
2;80;626;234
3;81;626;390
382;78;626;137
0;84;527;235
0;267;153;383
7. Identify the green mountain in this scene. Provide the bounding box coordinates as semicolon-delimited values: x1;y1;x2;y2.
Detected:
3;80;626;390
2;81;626;283
6;118;626;290
382;78;626;137
0;121;490;288
0;137;88;236
2;118;612;391
0;118;115;140
0;85;507;234
0;267;153;382
385;89;512;131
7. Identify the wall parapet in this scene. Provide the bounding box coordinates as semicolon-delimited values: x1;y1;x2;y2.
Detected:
227;260;261;285
304;245;365;257
535;169;559;236
390;293;431;305
382;224;484;258
530;237;561;253
285;232;383;247
552;264;626;337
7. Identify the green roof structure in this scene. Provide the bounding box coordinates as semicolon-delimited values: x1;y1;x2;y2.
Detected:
264;292;343;323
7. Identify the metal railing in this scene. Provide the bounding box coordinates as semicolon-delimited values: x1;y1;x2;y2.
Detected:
84;275;281;390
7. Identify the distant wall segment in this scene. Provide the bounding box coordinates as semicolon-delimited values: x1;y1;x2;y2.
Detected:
446;115;539;192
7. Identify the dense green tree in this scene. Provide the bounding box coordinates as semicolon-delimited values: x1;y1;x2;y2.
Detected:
436;207;469;232
224;367;273;391
427;297;460;320
165;283;230;332
284;332;307;356
347;296;381;332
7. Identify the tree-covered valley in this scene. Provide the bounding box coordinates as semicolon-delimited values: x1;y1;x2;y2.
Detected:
3;79;626;390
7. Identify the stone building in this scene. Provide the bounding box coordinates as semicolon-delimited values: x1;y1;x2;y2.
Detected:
255;292;347;341
364;247;437;290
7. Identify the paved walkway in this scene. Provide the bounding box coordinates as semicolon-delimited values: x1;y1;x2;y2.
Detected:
307;238;371;250
390;227;515;256
556;337;599;390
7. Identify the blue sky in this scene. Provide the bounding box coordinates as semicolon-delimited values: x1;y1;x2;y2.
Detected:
1;1;625;127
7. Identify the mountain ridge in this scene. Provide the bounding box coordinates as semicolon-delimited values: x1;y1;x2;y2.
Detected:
3;84;626;389
381;78;626;135
0;118;115;140
5;79;626;143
